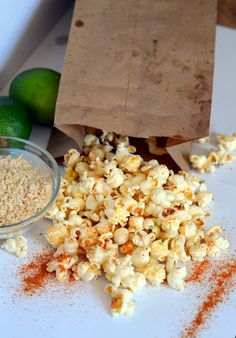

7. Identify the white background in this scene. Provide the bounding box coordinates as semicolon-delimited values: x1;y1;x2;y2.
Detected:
0;0;73;89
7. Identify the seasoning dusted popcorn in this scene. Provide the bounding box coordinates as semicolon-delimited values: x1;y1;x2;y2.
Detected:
190;132;236;173
216;133;236;151
46;131;229;315
105;285;135;316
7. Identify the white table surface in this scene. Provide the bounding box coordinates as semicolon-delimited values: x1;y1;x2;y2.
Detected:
0;11;236;338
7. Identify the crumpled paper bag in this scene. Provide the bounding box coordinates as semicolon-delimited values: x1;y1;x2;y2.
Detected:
49;0;217;171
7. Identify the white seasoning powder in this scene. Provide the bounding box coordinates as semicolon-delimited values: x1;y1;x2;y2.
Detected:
0;156;51;225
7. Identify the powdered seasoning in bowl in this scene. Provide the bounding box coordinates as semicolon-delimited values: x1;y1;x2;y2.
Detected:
0;136;60;239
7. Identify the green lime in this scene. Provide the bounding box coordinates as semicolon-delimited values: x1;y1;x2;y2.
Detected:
9;68;61;126
0;96;32;139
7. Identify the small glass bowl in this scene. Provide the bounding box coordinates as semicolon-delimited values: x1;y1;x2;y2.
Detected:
0;136;61;239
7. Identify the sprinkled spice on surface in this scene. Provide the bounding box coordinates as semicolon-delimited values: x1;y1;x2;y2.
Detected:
185;259;211;283
19;252;53;295
17;250;79;297
181;258;236;338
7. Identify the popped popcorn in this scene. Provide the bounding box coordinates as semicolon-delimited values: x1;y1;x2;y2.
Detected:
146;137;168;156
141;259;166;286
76;261;101;282
2;236;27;258
46;223;69;247
131;247;151;268
150;239;169;261
189;243;207;261
131;230;152;247
198;137;209;144
113;227;129;245
216;133;236;151
167;266;187;291
105;285;135;316
191;132;236;172
45;130;230;315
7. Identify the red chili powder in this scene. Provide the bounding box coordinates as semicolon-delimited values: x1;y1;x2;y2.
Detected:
181;258;236;337
185;259;211;283
19;251;54;295
68;272;76;284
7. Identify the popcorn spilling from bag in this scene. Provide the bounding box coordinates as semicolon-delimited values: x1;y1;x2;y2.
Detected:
45;131;229;315
190;133;236;173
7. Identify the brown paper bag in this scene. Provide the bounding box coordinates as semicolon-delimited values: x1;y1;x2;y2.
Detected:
52;0;217;171
218;0;236;29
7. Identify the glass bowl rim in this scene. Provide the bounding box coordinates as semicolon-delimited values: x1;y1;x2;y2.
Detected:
0;136;60;229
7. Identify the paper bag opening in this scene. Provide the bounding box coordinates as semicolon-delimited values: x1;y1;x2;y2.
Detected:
52;0;217;170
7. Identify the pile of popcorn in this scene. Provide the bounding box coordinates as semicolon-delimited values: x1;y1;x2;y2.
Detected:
190;133;236;173
45;131;229;315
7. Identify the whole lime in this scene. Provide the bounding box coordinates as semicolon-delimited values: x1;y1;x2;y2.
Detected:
9;68;61;126
0;96;32;139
